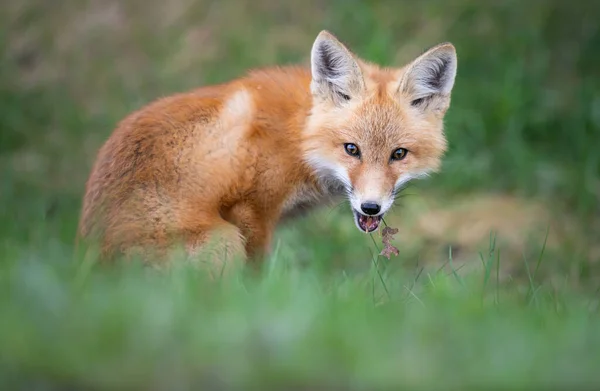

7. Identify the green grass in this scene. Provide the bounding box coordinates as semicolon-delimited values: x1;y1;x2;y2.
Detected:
1;0;600;389
2;242;600;390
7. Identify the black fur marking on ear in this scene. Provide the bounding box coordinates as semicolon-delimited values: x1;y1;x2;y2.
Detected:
411;97;425;106
411;95;432;107
425;55;450;91
316;43;352;101
337;91;351;101
318;44;343;79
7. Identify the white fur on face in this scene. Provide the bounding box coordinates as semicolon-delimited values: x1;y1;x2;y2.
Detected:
304;151;352;193
394;171;430;192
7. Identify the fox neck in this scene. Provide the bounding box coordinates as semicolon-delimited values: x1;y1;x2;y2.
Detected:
282;106;350;220
279;176;347;223
278;129;350;222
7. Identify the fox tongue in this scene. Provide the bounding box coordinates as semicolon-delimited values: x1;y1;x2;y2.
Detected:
359;215;367;227
360;215;379;232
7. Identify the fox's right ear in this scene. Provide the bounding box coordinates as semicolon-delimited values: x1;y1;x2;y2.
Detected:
310;30;365;105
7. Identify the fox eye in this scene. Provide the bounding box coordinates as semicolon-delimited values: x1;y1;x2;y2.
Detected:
391;148;408;161
344;143;360;158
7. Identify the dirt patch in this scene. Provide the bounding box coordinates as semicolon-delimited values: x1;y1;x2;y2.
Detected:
385;192;597;277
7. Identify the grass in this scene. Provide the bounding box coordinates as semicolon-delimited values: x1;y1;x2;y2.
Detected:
1;0;600;389
2;240;600;390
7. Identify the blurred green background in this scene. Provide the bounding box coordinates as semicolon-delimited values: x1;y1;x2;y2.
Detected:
2;0;598;282
1;0;600;389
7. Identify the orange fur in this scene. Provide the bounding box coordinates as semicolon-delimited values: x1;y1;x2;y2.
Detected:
77;31;458;269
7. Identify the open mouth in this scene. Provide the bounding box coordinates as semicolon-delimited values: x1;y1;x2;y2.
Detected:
352;209;383;233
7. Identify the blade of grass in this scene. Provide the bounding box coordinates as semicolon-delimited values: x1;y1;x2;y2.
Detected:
480;231;497;292
531;225;550;281
496;248;501;305
448;246;464;287
435;258;450;275
369;233;391;298
446;263;466;276
368;246;390;300
405;266;424;302
404;285;425;308
522;250;539;308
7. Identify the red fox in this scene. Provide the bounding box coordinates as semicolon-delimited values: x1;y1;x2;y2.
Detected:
77;30;457;270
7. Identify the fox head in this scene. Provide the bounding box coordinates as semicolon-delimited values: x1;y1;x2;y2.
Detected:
302;30;457;233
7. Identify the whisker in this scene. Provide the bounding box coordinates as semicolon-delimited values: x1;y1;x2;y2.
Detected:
326;200;350;219
392;186;417;202
381;217;389;227
394;193;417;202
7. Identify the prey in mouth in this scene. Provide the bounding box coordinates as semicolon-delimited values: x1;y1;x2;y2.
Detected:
352;209;383;233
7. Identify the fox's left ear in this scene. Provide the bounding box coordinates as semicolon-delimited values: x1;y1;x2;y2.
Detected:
398;43;457;116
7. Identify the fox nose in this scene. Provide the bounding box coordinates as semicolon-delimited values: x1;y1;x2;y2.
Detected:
360;202;381;216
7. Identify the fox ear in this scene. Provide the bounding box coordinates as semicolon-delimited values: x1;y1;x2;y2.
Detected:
310;30;365;105
398;43;457;115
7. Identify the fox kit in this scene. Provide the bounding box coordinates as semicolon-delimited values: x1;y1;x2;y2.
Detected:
78;30;457;270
